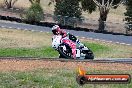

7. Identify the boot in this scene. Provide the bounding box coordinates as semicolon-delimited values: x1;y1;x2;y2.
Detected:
76;39;84;49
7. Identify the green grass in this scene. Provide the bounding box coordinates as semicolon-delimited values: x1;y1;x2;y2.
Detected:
0;42;111;58
0;68;131;88
0;47;59;58
0;41;131;58
83;41;132;58
0;42;132;58
84;42;110;53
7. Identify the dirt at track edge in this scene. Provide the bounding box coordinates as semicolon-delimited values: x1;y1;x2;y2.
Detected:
0;59;132;72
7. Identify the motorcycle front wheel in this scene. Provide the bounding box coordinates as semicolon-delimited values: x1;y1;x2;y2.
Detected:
58;44;73;59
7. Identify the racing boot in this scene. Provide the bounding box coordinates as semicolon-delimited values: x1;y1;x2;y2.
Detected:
76;39;84;49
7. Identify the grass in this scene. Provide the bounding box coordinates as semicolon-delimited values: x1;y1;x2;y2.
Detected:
0;42;109;58
82;39;132;58
0;28;51;48
0;68;131;88
0;47;59;58
0;28;132;58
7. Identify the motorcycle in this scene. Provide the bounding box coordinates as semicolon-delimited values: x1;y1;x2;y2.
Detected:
52;34;94;59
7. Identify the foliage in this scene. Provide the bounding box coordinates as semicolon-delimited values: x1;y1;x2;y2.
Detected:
81;0;96;13
81;0;122;14
25;3;44;22
125;0;132;24
54;0;81;26
29;0;40;4
54;0;81;18
80;0;122;31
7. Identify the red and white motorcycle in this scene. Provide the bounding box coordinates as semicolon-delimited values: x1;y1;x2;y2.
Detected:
52;34;94;59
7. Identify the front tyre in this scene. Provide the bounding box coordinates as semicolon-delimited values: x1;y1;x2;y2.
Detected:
58;44;73;59
59;54;65;58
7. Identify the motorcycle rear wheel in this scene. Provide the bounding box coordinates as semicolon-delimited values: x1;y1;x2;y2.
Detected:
83;49;94;59
85;53;94;59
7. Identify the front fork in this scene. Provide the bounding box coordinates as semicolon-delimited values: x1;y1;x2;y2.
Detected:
72;47;76;59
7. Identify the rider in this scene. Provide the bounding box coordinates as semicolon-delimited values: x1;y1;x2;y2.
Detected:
52;25;84;47
52;25;67;38
52;25;84;58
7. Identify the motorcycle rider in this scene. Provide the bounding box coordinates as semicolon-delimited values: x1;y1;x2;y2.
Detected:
52;25;67;38
52;25;84;58
52;25;84;47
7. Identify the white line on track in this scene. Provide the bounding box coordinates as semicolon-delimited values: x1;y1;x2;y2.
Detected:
120;43;126;45
1;26;5;28
46;32;50;33
24;29;28;30
126;44;131;46
16;28;21;30
8;27;12;29
101;40;106;42
94;39;99;41
80;36;132;46
115;42;120;44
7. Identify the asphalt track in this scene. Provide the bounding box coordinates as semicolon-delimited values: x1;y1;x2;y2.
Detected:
0;20;132;45
0;57;132;64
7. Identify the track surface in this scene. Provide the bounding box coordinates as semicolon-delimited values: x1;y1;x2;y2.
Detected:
0;20;132;45
0;59;132;72
0;57;132;64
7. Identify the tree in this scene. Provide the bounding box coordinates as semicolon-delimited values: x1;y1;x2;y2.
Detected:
29;0;40;4
25;3;44;22
125;0;132;24
81;0;123;32
54;0;81;18
54;0;82;26
4;0;18;9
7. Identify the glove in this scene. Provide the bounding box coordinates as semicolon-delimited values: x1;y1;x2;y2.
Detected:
67;32;70;35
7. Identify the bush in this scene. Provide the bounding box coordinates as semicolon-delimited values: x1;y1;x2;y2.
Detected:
125;0;132;24
25;3;44;22
54;0;82;26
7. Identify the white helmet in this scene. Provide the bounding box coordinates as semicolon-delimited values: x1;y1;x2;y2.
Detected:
52;25;59;31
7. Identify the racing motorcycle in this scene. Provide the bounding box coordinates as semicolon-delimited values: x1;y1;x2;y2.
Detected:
52;34;94;59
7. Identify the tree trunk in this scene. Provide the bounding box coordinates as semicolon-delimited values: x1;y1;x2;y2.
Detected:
29;0;40;4
36;0;40;4
98;18;105;32
98;8;109;32
4;0;18;9
8;0;12;8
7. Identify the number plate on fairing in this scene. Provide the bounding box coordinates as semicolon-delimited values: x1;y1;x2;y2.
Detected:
76;49;80;58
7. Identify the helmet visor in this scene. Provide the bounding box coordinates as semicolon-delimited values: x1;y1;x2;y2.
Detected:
52;30;57;35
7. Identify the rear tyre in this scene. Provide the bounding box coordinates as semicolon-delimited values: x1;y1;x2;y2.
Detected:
58;44;73;59
83;49;94;59
85;53;94;59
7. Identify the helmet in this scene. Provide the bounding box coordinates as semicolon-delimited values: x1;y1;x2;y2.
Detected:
52;25;60;31
52;25;60;35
